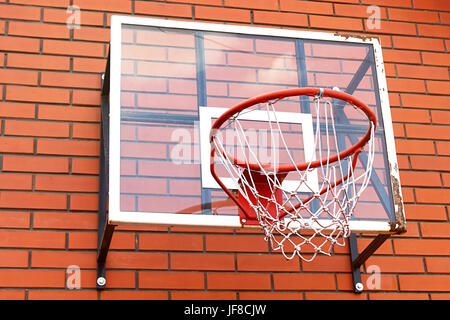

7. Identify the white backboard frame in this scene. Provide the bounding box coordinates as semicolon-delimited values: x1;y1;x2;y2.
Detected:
108;15;405;234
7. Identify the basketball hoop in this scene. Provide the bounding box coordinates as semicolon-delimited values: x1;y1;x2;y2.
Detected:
209;88;376;261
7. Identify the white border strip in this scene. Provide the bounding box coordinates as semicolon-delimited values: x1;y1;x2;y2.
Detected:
110;211;393;233
108;16;404;232
199;107;318;192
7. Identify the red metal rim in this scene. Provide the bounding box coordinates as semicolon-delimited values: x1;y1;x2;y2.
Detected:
210;87;377;173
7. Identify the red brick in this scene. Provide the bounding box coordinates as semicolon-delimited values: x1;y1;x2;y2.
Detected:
43;40;104;58
431;111;450;125
369;292;429;300
0;211;30;228
425;257;450;273
195;6;251;23
388;8;439;23
362;0;412;7
73;27;110;42
74;0;132;13
41;72;101;89
5;120;69;138
393;36;445;51
172;291;237;300
2;155;69;173
416;188;450;205
387;78;426;93
0;4;41;20
0;192;67;210
399;275;450;292
72;90;102;106
280;0;333;14
305;292;367;300
405;205;447;221
405;124;450;140
0;250;28;268
139;272;204;289
0;270;65;288
0;36;40;53
0;137;34;154
441;12;450;24
171;253;235;271
365;256;425;273
106;252;168;270
32;251;96;268
139;233;204;251
35;175;98;192
100;291;168;300
394;239;450;255
224;0;276;10
395;140;435;155
8;53;70;71
382;49;421;64
6;86;70;104
73;58;107;73
253;11;308;27
274;273;335;290
8;21;69;39
0;173;32;190
391;108;431;124
427;80;450;95
135;1;192;18
28;290;98;300
436;141;450;156
401;94;450;110
418;24;450;38
0;69;38;85
37;139;99;156
72;123;100;139
414;0;450;10
397;65;449;81
71;158;99;175
301;255;351;272
33;212;96;230
9;0;69;7
422;52;450;67
399;171;441;187
0;230;65;249
0;290;25;300
205;234;268;253
0;102;36;119
38;105;100;122
237;254;300;272
310;15;363;31
70;194;98;211
410;155;450;172
208;272;271;290
421;222;450;239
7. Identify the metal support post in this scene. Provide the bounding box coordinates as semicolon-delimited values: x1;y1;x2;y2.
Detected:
349;233;391;293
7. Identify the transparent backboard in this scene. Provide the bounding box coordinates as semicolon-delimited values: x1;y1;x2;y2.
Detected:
109;16;406;234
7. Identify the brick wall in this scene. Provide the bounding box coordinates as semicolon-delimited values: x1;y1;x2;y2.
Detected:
0;0;449;300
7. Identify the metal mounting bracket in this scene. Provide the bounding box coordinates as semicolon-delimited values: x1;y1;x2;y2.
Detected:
97;53;116;290
349;233;391;293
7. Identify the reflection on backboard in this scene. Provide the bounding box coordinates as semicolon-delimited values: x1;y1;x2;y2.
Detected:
108;16;406;237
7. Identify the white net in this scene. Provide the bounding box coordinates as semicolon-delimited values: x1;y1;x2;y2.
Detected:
211;93;376;261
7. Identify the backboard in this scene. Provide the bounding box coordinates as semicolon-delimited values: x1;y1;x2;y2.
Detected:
108;16;406;235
